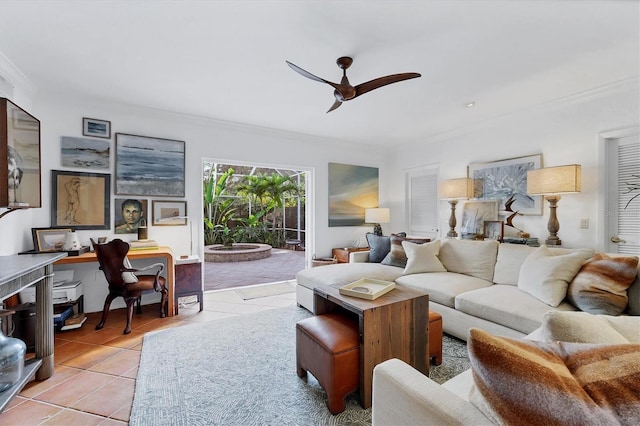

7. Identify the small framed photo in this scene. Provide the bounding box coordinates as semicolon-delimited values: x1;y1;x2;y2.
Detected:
31;227;72;252
484;220;504;242
82;117;111;139
153;200;187;225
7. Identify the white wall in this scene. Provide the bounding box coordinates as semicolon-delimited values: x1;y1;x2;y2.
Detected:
387;79;640;250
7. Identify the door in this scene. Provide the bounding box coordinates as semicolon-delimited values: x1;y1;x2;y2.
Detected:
405;165;439;239
605;134;640;254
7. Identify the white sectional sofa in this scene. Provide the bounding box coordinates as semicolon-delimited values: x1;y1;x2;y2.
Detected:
296;238;640;341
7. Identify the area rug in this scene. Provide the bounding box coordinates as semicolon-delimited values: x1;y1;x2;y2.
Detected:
235;280;296;300
130;306;469;426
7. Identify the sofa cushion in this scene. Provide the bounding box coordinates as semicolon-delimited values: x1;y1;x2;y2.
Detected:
517;245;592;307
396;272;492;308
455;285;577;334
467;328;640;425
381;235;431;268
567;253;639;315
296;262;403;290
401;240;445;275
437;239;499;282
492;244;536;285
540;311;640;344
366;233;391;263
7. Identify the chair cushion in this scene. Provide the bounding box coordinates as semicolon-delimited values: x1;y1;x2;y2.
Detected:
438;239;499;282
381;235;430;268
401;240;445;275
517;245;592;307
567;253;639;315
467;328;640;425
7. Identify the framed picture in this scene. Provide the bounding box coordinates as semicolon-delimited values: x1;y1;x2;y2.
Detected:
31;227;72;252
114;198;148;234
51;170;111;230
461;200;499;239
468;154;543;215
115;133;185;197
328;162;379;227
483;220;504;242
61;136;110;169
152;200;187;225
1;98;41;208
82;117;111;139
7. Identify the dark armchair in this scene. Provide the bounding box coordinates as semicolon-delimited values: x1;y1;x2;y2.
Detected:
91;238;168;334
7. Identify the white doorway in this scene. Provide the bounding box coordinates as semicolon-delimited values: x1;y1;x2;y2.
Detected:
601;128;640;254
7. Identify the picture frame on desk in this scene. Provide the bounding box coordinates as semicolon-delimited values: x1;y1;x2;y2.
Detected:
51;170;111;230
31;227;72;252
483;220;504;242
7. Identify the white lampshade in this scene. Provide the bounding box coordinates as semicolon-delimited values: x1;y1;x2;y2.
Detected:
365;208;390;224
527;165;582;195
63;232;82;251
438;178;474;200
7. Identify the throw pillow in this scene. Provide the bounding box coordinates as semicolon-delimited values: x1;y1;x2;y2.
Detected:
402;240;446;275
517;245;590;307
365;233;390;263
541;311;639;344
381;235;431;268
567;253;639;315
122;256;139;284
438;239;499;282
467;328;640;425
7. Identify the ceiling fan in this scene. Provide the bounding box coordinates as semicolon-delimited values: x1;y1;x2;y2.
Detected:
286;56;421;113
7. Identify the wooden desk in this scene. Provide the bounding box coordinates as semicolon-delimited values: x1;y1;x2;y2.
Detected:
54;246;177;316
0;252;67;412
313;284;429;408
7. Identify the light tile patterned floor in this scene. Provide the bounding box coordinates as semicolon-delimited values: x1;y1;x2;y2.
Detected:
1;286;297;425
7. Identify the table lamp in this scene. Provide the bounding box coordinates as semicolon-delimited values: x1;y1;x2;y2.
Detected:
159;215;194;257
438;178;473;238
527;164;581;246
365;208;390;236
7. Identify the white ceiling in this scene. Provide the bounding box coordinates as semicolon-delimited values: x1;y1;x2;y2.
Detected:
0;0;638;147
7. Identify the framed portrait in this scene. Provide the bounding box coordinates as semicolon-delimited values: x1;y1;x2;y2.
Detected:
483;220;504;242
461;200;499;239
61;136;110;169
115;133;185;197
114;198;148;234
31;227;72;252
82;117;111;139
468;154;543;215
51;170;110;230
1;98;41;208
152;200;187;225
328;162;379;227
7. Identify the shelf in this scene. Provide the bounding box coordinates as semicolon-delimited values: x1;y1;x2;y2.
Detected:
0;358;42;413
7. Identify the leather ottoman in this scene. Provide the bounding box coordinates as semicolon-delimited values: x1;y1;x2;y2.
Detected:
296;312;360;414
429;311;443;365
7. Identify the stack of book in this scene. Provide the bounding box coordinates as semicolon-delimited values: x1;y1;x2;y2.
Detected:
61;313;87;331
503;237;540;247
129;239;159;250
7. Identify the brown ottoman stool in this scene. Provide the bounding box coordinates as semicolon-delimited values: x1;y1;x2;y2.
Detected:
296;312;360;414
429;311;443;365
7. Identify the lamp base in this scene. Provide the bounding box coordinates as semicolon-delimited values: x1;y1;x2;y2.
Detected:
545;237;562;246
372;223;383;236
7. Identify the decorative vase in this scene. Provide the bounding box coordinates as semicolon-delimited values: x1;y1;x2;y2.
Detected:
0;316;26;393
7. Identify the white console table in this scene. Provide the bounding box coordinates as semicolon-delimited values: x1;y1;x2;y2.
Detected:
0;252;67;412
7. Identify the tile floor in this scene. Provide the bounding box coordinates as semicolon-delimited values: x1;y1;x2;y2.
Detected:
0;284;297;425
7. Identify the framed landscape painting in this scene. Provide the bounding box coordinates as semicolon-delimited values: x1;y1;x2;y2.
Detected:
328;162;379;227
61;136;110;169
468;154;542;215
115;133;185;196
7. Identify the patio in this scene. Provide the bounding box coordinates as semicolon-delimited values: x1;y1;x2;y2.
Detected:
203;247;306;291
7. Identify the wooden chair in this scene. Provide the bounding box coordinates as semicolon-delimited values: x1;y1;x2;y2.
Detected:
91;238;168;334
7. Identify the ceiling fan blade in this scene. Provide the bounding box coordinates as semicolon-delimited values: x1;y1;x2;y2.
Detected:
326;99;342;113
354;72;421;98
286;60;339;89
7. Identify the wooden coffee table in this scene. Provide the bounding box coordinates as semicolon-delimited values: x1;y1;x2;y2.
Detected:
313;283;429;408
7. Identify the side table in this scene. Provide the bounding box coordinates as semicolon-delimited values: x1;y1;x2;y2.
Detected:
174;256;203;313
331;247;369;263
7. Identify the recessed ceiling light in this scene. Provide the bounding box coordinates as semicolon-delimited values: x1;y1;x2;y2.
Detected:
465;101;476;108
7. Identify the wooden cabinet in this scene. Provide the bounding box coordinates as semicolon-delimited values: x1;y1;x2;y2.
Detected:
174;258;203;313
331;247;369;263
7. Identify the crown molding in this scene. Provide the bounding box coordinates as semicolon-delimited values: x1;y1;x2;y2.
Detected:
0;51;37;100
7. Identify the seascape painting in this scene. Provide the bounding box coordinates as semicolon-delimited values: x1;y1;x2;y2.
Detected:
328;162;379;227
468;154;542;215
115;133;185;196
61;136;110;169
